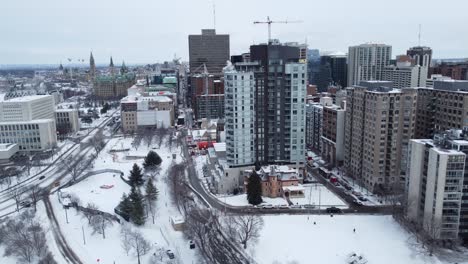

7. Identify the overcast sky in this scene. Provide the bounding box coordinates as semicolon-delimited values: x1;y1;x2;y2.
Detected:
1;0;467;64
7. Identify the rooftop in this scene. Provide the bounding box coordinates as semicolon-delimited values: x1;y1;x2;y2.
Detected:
0;94;51;102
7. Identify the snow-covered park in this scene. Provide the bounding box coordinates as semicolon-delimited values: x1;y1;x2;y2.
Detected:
254;215;467;264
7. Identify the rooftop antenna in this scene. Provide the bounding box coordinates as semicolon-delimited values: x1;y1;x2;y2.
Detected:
418;24;421;46
212;1;216;30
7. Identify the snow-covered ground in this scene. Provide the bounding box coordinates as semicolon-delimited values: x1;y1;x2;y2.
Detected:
255;215;465;264
48;134;198;263
217;183;347;208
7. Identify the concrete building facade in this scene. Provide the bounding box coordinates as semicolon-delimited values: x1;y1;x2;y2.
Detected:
321;102;346;167
188;29;230;75
406;138;465;240
347;44;392;86
344;83;417;192
382;56;427;89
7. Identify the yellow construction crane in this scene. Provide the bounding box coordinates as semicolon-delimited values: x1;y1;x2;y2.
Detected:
253;16;302;43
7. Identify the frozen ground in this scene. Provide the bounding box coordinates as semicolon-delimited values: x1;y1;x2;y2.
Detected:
217;183;347;208
48;135;198;263
255;215;466;264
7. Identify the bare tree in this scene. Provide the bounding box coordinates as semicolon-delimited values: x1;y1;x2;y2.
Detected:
90;129;106;155
167;163;192;214
83;203;98;224
132;129;144;150
224;214;264;249
141;128;154;148
90;214;113;239
11;187;24;211
28;185;42;212
120;228;151;264
60;155;88;182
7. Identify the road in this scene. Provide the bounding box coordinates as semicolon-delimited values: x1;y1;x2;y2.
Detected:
181;126;395;216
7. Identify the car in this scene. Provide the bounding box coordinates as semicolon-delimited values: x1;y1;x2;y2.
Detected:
39;176;45;180
277;204;289;209
189;240;196;249
166;250;175;259
290;205;303;209
20;201;31;208
261;204;274;209
353;200;364;206
326;207;342;214
303;204;316;209
358;196;368;202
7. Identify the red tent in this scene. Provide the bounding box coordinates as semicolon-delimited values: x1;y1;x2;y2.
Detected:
197;141;214;150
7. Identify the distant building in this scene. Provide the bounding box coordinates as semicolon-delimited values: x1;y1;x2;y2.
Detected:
196;94;224;121
55;103;80;136
93;73;136;99
382;55;427;88
407;46;432;69
188;29;230;75
306;97;333;152
344;83;417;192
0;143;19;163
244;165;304;198
347;43;392;86
317;53;347;91
426;74;452;87
120;92;174;133
321;102;346;167
406;138;465;240
0;94;57;151
431;61;468;81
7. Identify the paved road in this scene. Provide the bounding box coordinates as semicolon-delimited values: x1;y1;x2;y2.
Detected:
182;127;395;216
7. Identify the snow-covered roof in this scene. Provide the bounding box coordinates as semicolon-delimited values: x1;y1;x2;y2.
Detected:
282;185;305;192
213;142;226;152
0;94;51;102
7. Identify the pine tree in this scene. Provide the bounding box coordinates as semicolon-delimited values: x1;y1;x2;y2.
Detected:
120;193;132;217
129;187;145;225
145;178;159;202
129;163;144;186
143;151;162;169
247;170;263;205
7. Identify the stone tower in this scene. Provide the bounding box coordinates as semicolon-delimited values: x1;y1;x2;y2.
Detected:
89;52;96;80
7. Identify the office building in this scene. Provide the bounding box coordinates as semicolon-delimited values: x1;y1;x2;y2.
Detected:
224;67;255;167
347;43;392;86
382;55;427;88
0;94;57;151
406;138;465;240
188;29;230;75
317;53;347;91
120;92;174;133
196;94;224;121
344;82;417;192
407;46;432;69
55;103;80;136
321;101;346;167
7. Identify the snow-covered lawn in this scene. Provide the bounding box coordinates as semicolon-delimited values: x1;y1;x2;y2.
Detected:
255;215;461;264
217;184;347;208
47;134;198;263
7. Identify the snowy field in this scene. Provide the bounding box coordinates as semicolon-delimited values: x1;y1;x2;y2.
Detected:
255;215;466;264
217;184;347;208
46;134;198;263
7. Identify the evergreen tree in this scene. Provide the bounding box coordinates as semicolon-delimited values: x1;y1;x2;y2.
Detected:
247;170;263;205
119;193;132;217
129;187;145;225
143;151;162;169
129;163;144;186
145;178;159;202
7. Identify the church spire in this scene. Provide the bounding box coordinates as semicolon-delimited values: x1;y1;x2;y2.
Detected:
110;56;115;75
120;60;128;75
89;51;96;80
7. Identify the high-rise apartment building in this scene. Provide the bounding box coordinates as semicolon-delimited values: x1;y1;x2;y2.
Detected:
321;101;346;167
188;29;230;75
224;67;255;167
347;44;392;86
249;42;306;165
305;97;333;152
406;138;465;240
382;55;427;89
344;81;417;192
415;81;468;139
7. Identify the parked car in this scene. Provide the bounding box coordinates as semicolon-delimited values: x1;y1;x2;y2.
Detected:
326;207;342;214
39;176;45;180
353;200;364;206
277;204;289;209
166;250;175;259
303;204;316;209
344;185;353;191
20;201;31;208
358;196;368;202
189;241;196;249
290;205;303;209
261;204;274;209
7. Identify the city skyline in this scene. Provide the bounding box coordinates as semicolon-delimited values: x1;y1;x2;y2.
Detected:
1;0;467;64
